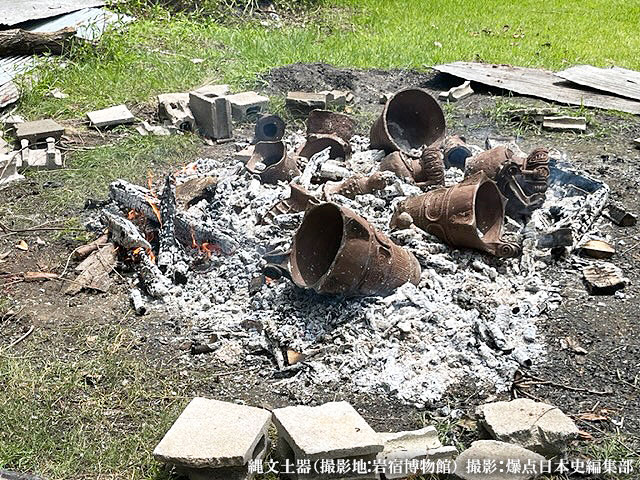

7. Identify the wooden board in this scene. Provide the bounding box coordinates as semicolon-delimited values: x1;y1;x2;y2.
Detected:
555;65;640;101
433;62;640;115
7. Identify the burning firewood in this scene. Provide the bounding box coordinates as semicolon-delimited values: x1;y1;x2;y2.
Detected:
109;179;238;254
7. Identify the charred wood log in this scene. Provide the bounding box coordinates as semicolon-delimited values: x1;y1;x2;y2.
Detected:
102;210;152;251
158;174;177;272
139;251;171;298
0;27;76;56
109;179;238;254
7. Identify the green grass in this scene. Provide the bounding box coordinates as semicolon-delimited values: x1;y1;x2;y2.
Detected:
0;317;189;479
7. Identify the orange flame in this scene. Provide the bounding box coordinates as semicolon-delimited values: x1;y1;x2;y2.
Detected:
145;195;162;226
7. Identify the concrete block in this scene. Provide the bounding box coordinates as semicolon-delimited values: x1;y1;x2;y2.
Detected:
376;426;456;479
285;92;327;112
87;105;135;128
0;137;11;154
0;152;25;189
454;440;544;480
157;93;195;131
15;119;65;144
226;91;269;122
273;401;383;479
193;84;230;97
16;138;63;170
320;90;352;107
153;397;271;479
189;92;233;139
542;115;587;132
477;398;579;455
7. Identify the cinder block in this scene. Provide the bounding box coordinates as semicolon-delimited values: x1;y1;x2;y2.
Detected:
15;119;65;144
0;152;24;189
87;105;135;128
16;138;63;170
273;401;383;480
226;92;269;122
285;92;327;113
153;397;272;480
189;92;233;139
157;93;195;131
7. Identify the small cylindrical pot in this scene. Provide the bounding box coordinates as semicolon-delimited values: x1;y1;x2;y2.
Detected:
442;135;472;169
254;114;285;142
246;141;301;184
391;172;521;258
370;88;446;155
289;203;421;296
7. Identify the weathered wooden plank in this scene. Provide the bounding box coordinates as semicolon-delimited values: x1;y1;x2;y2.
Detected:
433;62;640;115
555;65;640;101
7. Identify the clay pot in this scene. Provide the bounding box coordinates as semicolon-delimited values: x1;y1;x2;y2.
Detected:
391;172;521;258
306;109;356;143
323;172;388;199
298;134;351;160
254;114;285;142
442;135;472;169
370;88;445;155
246;141;301;184
289;203;421;296
378;148;444;189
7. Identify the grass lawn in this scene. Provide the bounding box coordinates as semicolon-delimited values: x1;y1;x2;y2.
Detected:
2;1;639;479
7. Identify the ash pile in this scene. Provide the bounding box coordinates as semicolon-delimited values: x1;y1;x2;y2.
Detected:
96;88;612;407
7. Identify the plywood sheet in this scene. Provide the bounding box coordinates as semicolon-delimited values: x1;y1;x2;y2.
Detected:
433;62;640;115
555;65;640;101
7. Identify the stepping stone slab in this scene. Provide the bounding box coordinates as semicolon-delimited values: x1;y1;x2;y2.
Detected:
454;440;545;480
273;401;383;460
477;398;579;455
87;105;135;128
15;119;64;143
153;397;272;469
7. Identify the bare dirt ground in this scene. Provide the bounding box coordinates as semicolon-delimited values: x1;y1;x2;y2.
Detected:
2;63;639;468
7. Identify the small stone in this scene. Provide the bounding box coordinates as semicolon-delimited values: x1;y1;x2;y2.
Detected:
439;81;474;102
226;92;269;122
153;397;271;469
379;92;393;104
542;115;587;132
477;398;579;455
454;440;545;479
87;105;135;128
633;137;640;148
319;160;350;180
583;262;627;295
234;145;255;164
15;119;65;143
579;239;615;259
